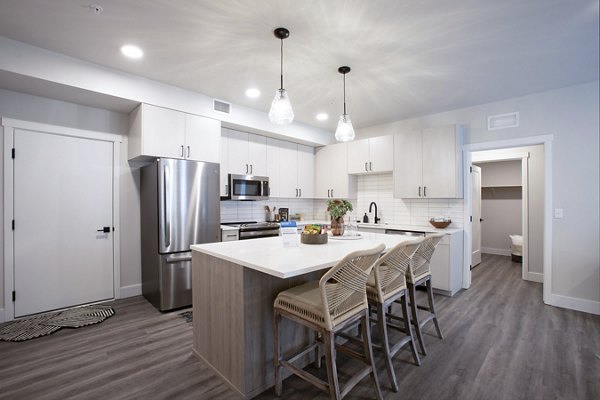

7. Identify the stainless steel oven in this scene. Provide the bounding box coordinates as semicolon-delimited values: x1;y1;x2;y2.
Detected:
227;174;269;200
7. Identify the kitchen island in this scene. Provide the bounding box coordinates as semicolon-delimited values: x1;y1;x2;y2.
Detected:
190;232;419;399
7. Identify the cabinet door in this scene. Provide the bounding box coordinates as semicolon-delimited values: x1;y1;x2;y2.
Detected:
184;114;220;163
430;241;450;291
393;130;423;198
219;129;229;197
266;138;280;198
314;145;332;199
369;135;394;173
422;126;456;198
347;139;369;174
297;144;314;198
142;104;186;159
279;141;299;198
228;129;249;175
329;143;352;198
248;133;267;176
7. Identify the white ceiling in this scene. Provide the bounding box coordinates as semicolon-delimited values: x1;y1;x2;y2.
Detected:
0;0;597;131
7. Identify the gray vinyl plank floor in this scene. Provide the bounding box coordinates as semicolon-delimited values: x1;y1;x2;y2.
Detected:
1;254;598;399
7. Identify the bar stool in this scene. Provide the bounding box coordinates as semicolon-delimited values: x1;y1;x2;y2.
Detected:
273;244;385;400
405;233;445;355
365;238;424;392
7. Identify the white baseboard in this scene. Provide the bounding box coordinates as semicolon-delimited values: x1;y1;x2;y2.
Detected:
547;293;600;315
525;272;543;283
120;284;142;299
481;247;512;256
0;308;4;323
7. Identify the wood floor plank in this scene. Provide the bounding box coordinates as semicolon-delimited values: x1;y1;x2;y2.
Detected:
0;254;598;400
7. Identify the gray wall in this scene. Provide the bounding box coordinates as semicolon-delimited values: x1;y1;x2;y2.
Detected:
0;88;141;311
358;81;600;304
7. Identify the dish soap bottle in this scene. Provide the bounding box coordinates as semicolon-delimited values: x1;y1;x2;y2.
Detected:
363;213;369;223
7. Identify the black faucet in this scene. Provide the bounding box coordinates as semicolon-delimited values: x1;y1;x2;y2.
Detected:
369;202;380;224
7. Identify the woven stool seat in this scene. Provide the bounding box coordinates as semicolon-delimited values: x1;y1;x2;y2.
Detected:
273;244;385;400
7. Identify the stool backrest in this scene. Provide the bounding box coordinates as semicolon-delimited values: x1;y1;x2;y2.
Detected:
407;233;444;282
370;238;424;303
319;244;385;330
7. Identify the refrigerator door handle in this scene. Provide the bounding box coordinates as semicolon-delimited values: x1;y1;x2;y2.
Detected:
164;253;192;263
163;164;171;247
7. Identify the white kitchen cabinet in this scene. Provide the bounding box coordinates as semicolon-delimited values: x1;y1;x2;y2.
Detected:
128;103;220;162
220;129;229;197
266;138;281;198
314;143;357;199
221;229;239;242
347;135;394;174
227;129;267;176
393;125;462;199
274;141;313;199
428;231;463;296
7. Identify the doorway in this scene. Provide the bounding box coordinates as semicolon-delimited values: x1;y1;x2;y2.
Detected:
462;135;553;304
3;119;122;320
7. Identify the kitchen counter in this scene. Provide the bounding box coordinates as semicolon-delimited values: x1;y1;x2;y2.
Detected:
192;231;418;279
357;222;463;234
220;224;240;231
191;232;419;398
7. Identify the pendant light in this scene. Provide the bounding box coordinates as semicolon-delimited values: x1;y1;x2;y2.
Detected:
269;27;294;125
334;66;355;142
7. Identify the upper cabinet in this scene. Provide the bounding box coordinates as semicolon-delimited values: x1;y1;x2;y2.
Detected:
315;143;357;199
393;125;463;199
227;129;267;176
277;142;314;198
128;103;220;162
266;138;281;198
347;135;394;174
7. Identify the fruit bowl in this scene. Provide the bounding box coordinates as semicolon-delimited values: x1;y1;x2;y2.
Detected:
301;232;328;244
429;218;451;229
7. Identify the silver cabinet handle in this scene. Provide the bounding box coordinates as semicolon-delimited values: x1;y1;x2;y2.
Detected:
163;165;170;247
295;188;298;197
365;162;368;172
424;186;427;197
299;188;301;197
327;189;331;198
330;189;333;197
225;184;228;195
250;164;253;174
186;146;190;158
245;164;248;174
369;161;372;171
418;186;422;197
180;145;184;158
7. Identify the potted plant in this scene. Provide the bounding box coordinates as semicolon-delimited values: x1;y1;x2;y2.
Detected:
327;199;353;236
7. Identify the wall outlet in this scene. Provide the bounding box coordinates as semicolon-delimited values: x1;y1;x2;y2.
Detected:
554;208;563;219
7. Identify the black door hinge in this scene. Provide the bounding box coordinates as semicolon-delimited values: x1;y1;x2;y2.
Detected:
11;148;15;159
12;291;15;302
12;220;15;230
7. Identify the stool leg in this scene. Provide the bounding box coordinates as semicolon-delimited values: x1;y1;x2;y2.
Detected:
361;310;383;400
324;330;341;399
314;331;322;368
273;310;283;396
426;279;443;339
377;302;398;392
401;293;421;366
408;282;427;355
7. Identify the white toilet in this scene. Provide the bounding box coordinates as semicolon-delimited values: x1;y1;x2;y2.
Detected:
509;234;523;263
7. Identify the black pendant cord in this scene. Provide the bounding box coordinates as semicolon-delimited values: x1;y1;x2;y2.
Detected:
343;73;347;115
280;38;284;90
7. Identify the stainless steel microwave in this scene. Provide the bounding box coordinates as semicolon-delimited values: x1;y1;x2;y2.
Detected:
227;174;269;200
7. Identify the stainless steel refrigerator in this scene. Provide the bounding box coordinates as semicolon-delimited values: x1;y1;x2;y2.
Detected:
140;158;221;311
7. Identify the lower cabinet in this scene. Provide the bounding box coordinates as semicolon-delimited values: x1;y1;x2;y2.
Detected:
428;231;463;296
221;229;239;242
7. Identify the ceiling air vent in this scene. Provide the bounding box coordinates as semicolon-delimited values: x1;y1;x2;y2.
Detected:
488;112;519;130
213;99;231;114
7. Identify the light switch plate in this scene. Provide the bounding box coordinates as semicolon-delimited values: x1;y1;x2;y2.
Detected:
554;208;563;219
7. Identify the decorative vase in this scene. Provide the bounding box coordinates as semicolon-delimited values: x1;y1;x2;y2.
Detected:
330;217;345;236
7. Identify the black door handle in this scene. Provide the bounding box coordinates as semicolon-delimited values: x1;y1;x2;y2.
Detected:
97;227;111;233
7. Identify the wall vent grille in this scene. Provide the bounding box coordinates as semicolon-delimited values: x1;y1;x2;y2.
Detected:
488;112;519;130
213;99;231;114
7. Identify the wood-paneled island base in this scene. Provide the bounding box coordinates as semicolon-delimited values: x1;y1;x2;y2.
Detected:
191;232;422;399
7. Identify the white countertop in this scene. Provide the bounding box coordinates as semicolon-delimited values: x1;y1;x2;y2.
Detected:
357;222;463;234
192;232;420;279
220;225;240;231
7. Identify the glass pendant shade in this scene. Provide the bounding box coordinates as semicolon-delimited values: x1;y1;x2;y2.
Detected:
269;88;294;125
334;113;355;142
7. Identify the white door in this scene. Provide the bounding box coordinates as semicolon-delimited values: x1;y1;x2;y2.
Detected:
184;114;220;163
142;104;186;159
248;133;267;176
13;128;114;317
471;165;482;267
266;138;281;198
219;129;229;197
330;143;350;198
422;125;456;198
346;139;369;174
227;129;249;175
314;145;332;199
369;136;394;173
279;141;298;198
297;144;314;198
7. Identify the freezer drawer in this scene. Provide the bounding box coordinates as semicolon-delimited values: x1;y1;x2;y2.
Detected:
142;252;192;311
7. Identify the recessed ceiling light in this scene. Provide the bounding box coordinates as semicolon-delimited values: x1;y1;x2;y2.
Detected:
316;113;329;121
245;88;261;98
121;44;143;59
